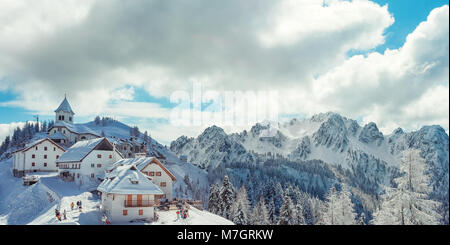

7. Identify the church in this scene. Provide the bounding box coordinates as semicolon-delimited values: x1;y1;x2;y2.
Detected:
47;96;100;145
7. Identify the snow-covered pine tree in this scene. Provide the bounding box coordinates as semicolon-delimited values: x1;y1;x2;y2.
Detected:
231;185;251;225
358;213;366;225
251;196;270;225
278;193;295;225
295;201;306;225
274;182;284;217
372;149;442;225
219;175;235;220
208;183;220;214
337;184;357;225
267;197;276;224
319;186;339;225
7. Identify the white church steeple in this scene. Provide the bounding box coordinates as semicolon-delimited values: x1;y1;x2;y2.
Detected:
55;94;75;124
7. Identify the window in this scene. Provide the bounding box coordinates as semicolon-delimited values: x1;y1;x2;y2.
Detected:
35;146;38;150
61;116;64;121
160;182;166;187
90;173;95;178
91;164;95;168
44;155;47;159
77;173;80;178
97;164;102;168
54;147;56;151
142;171;148;176
97;154;102;158
123;210;128;216
56;163;59;168
56;155;59;159
149;172;154;176
69;117;72;121
44;147;47;151
32;162;35;167
156;172;161;176
32;154;35;159
44;162;47;167
139;209;143;216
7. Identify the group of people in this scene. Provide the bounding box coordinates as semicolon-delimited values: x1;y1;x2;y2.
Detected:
176;207;189;220
55;209;66;221
70;201;83;212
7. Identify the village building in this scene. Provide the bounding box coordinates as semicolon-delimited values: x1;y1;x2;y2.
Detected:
57;137;123;185
12;138;66;177
111;138;147;158
97;164;164;223
47;96;100;145
107;157;176;200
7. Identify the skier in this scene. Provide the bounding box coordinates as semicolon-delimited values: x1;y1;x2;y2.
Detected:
63;209;67;220
79;201;82;212
176;210;180;221
71;202;74;210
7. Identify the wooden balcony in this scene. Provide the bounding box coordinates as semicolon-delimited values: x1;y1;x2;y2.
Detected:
124;199;159;208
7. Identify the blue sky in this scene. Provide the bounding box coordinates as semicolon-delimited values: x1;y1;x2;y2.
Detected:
0;0;448;144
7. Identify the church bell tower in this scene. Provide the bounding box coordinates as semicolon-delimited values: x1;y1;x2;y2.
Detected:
55;95;75;124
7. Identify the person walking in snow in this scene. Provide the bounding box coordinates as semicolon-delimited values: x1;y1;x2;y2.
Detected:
63;209;67;220
71;202;74;210
79;201;82;212
56;210;61;221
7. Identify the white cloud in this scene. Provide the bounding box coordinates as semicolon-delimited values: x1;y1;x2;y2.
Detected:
280;5;449;134
0;122;28;142
0;1;448;143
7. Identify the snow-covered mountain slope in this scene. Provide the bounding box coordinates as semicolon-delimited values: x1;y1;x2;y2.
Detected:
170;112;449;204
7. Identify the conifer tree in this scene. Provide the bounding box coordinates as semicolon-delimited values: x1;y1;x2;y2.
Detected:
219;175;235;220
208;183;220;214
251;196;270;225
372;149;442;225
231;185;251;225
278;193;295;225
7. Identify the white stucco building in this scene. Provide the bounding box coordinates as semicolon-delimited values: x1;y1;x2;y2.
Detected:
12;138;66;177
57;137;123;185
47;96;100;145
108;157;177;200
97;164;164;223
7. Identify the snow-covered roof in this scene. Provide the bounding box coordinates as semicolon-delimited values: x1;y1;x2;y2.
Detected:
97;165;164;195
108;157;156;171
109;157;177;181
55;97;74;114
13;138;65;153
50;121;100;136
48;131;67;140
57;137;107;163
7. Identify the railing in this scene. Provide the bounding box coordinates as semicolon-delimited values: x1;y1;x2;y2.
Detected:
124;199;160;208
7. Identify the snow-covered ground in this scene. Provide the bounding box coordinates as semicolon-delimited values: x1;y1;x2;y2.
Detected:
0;158;231;225
153;207;233;225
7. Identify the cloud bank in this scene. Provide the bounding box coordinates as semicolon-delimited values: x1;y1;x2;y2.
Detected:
0;0;448;143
